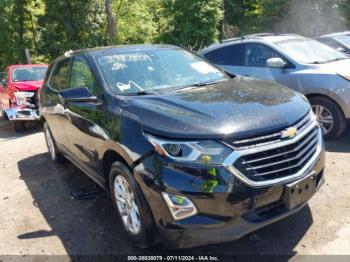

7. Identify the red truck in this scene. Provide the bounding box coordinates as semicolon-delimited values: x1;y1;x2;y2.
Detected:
0;64;48;131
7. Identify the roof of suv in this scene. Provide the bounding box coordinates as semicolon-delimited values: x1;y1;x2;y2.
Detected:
201;33;303;53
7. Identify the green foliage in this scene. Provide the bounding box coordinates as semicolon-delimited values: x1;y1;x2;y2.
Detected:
157;0;223;50
223;0;289;36
1;0;350;70
38;0;107;60
116;0;159;44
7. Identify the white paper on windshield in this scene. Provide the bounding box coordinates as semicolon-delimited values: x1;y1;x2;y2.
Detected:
190;61;218;74
117;82;131;91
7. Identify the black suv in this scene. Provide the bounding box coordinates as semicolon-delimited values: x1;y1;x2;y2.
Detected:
39;45;325;248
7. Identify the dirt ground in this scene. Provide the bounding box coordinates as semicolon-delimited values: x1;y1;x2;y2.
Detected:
0;119;350;258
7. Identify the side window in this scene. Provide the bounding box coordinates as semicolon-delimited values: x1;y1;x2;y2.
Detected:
245;43;283;67
69;56;97;95
48;59;70;90
204;44;245;66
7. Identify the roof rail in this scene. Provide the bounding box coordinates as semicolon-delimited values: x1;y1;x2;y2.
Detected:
220;37;244;43
220;33;301;44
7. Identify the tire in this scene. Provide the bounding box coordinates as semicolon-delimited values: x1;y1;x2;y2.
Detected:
309;96;346;140
43;122;65;164
109;161;155;248
14;121;25;132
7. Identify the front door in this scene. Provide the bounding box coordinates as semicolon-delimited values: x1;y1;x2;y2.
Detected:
243;43;298;89
43;58;72;150
64;55;106;181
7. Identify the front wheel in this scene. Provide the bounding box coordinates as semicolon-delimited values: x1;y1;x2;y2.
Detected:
310;97;346;140
109;162;155;248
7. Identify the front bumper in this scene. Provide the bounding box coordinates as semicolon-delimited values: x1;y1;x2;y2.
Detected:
133;142;325;249
5;108;40;121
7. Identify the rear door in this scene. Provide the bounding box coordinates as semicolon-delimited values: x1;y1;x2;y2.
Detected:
203;44;248;76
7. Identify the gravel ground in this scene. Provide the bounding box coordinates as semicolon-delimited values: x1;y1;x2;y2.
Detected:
0;119;350;258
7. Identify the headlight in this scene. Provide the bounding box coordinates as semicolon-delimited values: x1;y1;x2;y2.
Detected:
14;92;34;106
145;133;232;164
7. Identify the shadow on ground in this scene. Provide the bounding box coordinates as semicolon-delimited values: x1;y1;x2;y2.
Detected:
17;152;313;256
0;120;42;141
325;125;350;153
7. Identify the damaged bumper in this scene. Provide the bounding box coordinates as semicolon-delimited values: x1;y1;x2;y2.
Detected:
5;108;40;121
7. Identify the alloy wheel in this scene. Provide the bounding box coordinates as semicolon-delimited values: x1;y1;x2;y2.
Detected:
312;104;334;135
114;175;141;235
45;127;56;160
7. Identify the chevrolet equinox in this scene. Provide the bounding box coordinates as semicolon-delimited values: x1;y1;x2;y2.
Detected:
39;45;325;248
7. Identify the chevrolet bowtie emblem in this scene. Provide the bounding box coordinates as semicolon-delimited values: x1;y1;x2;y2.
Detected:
281;127;297;139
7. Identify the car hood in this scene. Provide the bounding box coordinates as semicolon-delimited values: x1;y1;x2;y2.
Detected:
12;80;43;91
123;76;310;139
313;58;350;74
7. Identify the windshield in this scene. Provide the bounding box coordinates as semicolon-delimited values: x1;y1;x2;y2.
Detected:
12;67;47;82
95;47;228;94
275;38;349;64
335;35;350;47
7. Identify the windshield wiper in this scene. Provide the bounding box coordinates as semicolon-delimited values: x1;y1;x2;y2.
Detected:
118;90;158;96
311;58;349;64
326;57;349;63
135;90;157;95
173;79;226;92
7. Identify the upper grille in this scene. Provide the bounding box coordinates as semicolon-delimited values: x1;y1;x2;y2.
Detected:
227;112;312;150
223;112;322;185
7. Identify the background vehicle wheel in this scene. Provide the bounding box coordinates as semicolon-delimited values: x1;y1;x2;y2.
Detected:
14;121;25;132
309;96;346;140
43;122;65;164
109;162;155;248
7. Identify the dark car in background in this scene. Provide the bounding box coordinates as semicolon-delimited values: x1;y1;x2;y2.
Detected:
318;32;350;55
39;45;325;248
200;33;350;139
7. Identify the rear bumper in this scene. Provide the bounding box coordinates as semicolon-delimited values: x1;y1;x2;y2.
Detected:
5;108;40;121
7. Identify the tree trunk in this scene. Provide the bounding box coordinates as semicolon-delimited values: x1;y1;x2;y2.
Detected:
221;0;225;40
105;0;116;45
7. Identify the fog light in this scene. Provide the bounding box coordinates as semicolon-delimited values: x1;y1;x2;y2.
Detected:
161;192;197;221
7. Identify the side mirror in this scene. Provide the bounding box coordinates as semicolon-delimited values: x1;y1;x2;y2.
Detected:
1;79;7;87
59;86;99;103
266;57;287;68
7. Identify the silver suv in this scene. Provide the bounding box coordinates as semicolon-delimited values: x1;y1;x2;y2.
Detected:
200;33;350;139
